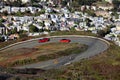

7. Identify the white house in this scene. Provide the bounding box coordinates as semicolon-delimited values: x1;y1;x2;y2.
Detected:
21;0;31;3
0;6;11;13
104;0;113;3
91;6;97;11
3;0;31;3
20;7;27;12
28;7;36;13
11;7;20;13
61;7;69;13
114;21;120;31
97;3;114;10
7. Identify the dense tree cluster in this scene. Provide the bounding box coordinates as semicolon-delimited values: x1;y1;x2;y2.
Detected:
112;0;120;10
5;0;23;7
3;0;40;7
71;0;97;6
29;24;39;32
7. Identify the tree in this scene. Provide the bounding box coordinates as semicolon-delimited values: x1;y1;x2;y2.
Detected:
3;11;8;16
97;30;106;37
15;0;22;6
78;0;97;5
0;23;5;27
12;27;17;34
71;0;97;6
85;18;92;26
0;36;5;42
9;0;22;7
0;19;5;23
29;24;39;32
111;12;119;19
112;0;120;10
61;0;68;7
31;0;39;3
39;9;45;14
85;10;96;17
15;11;23;16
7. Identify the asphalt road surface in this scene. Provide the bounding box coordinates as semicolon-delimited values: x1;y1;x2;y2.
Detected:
0;36;109;69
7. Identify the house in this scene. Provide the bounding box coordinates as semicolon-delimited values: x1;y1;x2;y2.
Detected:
91;6;97;11
3;0;31;3
114;21;120;31
9;34;19;39
111;27;117;33
44;20;52;29
60;27;69;31
75;26;83;31
81;5;86;11
61;7;69;13
95;10;111;18
11;7;20;13
0;6;11;13
21;0;31;3
72;14;80;18
51;0;62;5
40;14;47;19
51;14;58;23
93;17;104;25
28;7;36;13
60;17;66;22
20;7;27;13
3;0;16;2
22;26;29;31
86;5;90;10
104;33;117;41
66;18;75;27
79;22;87;29
104;0;113;3
45;8;53;13
104;34;113;40
64;13;70;18
88;26;96;31
97;3;114;10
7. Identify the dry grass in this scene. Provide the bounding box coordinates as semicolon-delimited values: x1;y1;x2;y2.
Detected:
35;43;79;55
39;43;120;80
50;31;96;37
0;43;87;67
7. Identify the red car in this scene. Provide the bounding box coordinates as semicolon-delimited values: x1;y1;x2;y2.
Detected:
38;38;50;43
60;39;71;43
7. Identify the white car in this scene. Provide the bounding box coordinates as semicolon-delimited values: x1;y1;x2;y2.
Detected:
64;62;71;65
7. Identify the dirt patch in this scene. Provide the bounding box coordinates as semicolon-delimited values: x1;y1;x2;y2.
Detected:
0;48;38;66
1;48;38;58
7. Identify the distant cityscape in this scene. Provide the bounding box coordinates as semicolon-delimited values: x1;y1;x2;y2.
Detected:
0;0;120;46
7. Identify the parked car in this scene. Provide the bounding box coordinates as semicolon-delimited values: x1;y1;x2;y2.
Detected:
60;39;71;43
64;62;71;65
38;38;50;43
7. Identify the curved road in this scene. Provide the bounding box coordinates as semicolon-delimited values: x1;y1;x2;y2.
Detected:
0;36;109;69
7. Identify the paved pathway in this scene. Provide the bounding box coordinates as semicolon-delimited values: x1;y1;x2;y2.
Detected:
0;36;109;69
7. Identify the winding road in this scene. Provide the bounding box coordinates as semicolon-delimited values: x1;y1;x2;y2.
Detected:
0;35;109;69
